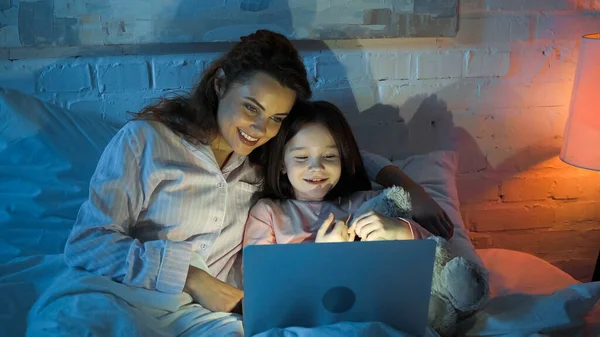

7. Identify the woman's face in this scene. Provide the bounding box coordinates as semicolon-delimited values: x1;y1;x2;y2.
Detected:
215;72;297;156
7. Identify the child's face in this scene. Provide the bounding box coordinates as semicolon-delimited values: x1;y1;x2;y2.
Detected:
282;123;342;201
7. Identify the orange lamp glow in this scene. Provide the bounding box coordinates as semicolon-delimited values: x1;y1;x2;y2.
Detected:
560;33;600;171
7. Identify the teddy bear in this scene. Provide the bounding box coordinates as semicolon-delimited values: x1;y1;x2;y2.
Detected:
352;186;490;337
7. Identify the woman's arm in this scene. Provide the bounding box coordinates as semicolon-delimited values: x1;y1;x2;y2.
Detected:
64;126;196;294
399;218;433;240
360;150;454;239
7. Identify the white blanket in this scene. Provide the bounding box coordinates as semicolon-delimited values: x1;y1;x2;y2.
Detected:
2;253;599;337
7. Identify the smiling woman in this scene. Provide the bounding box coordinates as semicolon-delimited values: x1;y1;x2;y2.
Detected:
26;29;313;337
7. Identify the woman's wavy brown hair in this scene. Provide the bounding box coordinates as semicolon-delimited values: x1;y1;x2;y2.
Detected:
133;30;312;162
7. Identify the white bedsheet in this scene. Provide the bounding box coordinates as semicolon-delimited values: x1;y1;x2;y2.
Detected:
2;250;599;337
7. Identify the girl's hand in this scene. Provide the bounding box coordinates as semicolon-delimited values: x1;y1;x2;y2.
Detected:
315;213;355;243
349;211;412;241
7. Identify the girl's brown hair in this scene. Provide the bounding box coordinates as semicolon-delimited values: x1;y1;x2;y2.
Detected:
262;100;372;201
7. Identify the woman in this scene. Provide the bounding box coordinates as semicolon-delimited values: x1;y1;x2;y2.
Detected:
27;30;452;337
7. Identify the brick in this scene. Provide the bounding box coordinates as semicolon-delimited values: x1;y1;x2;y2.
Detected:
339;53;369;79
535;13;600;40
487;0;575;11
0;61;38;94
578;0;600;10
153;59;204;90
97;62;150;92
377;78;485;111
367;53;411;80
552;174;600;200
451;108;567;173
416;50;464;79
478;80;573;109
312;86;377;114
467;205;556;231
550;257;597;282
38;64;92;93
537;243;600;262
500;176;555;202
102;93;158;126
466;50;510;78
503;43;577;84
494;143;569;174
555;201;600;222
457;173;500;204
487;230;600;254
316;53;368;80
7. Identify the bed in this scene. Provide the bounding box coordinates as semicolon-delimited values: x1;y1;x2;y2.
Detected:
1;88;599;337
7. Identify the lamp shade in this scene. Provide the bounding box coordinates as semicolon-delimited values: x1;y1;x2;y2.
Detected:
560;33;600;171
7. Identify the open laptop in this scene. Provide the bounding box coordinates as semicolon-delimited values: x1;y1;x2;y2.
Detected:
243;239;437;337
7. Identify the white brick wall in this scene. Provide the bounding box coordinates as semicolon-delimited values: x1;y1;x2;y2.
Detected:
1;2;600;282
97;62;150;92
39;64;92;92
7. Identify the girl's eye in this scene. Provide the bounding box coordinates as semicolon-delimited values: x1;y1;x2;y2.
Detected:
244;103;258;114
294;156;308;161
324;154;338;159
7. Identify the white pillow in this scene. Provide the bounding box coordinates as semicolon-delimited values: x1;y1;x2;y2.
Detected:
0;88;119;261
393;151;483;267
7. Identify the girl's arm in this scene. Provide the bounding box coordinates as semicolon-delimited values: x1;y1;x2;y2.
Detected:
243;199;277;247
64;125;196;294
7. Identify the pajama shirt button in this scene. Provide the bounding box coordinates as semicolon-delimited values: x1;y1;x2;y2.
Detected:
218;182;225;188
201;244;208;250
213;217;219;222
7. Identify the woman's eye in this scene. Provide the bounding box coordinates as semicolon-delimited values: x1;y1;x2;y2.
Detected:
294;156;308;161
244;103;258;114
270;116;284;123
324;154;338;159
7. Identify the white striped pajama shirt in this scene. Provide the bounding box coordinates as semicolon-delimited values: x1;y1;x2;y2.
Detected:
63;119;392;295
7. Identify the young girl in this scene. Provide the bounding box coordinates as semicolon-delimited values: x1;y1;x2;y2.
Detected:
243;100;432;247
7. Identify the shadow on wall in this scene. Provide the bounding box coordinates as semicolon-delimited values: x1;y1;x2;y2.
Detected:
162;0;562;209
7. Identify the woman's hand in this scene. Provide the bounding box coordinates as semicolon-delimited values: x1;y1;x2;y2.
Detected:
409;186;453;239
184;266;244;313
374;165;454;239
349;211;412;241
315;213;355;243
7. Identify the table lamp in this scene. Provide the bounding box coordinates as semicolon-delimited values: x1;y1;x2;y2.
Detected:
559;33;600;282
